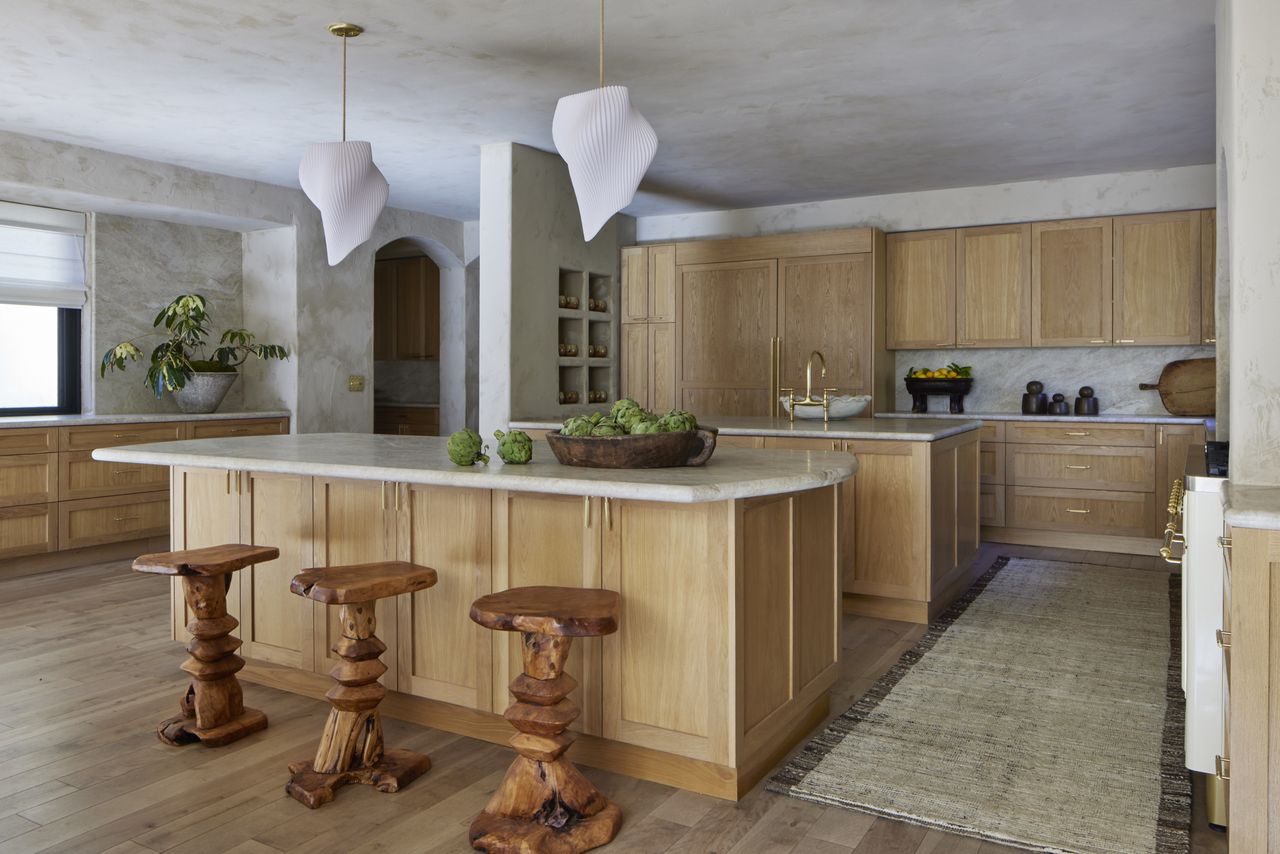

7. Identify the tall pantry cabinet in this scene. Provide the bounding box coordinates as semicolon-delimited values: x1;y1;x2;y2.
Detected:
621;228;893;418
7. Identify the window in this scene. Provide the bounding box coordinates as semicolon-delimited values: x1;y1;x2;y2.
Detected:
0;201;87;416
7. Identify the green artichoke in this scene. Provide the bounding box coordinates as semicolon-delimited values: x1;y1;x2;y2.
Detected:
658;409;698;433
628;418;662;435
587;411;606;426
561;416;593;437
590;419;626;437
494;429;533;464
447;428;489;466
611;398;642;421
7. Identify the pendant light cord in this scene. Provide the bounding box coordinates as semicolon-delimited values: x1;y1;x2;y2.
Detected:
598;0;605;88
341;33;348;141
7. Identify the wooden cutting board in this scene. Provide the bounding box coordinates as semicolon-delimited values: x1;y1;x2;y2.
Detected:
1138;358;1216;416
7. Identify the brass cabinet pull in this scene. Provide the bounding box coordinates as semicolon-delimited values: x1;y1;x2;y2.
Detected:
381;481;388;510
1064;431;1091;437
225;470;232;494
1065;508;1091;514
583;495;591;528
1216;629;1232;649
1204;338;1216;344
1090;339;1107;344
605;497;613;530
112;515;141;522
1116;339;1135;344
831;440;840;451
1064;464;1092;470
112;433;141;439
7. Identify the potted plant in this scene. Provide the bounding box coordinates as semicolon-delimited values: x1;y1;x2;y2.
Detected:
100;294;289;414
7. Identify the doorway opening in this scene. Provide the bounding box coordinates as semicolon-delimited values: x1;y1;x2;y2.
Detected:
373;238;441;436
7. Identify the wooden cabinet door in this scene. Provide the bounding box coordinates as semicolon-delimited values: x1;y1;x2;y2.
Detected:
1113;211;1200;345
396;484;492;710
649;323;675;412
238;472;314;670
171;467;242;640
956;224;1031;347
1156;423;1207;534
187;418;288;440
59;450;167;501
391;257;439;360
0;453;57;507
762;437;856;592
648;244;676;322
620;323;649;408
1201;209;1216;344
676;259;777;416
1032;218;1113;346
491;491;602;733
778;254;873;393
374;260;397;361
0;504;56;560
620;246;648;323
843;439;929;601
886;229;956;349
311;478;399;686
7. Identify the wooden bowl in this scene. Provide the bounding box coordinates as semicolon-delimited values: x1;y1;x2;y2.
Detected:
544;428;718;469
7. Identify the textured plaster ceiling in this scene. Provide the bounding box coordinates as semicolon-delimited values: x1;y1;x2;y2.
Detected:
1;1;1214;221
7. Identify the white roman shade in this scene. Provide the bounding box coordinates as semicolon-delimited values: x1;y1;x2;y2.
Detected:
0;201;87;308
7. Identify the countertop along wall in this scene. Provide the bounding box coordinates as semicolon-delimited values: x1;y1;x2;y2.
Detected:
93;214;246;414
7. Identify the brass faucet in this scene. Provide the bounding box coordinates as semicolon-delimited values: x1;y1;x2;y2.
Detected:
780;350;838;423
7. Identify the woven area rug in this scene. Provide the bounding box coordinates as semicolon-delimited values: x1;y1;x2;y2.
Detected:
769;556;1190;854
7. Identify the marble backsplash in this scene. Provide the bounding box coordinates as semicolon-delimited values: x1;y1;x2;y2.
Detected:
374;359;440;405
893;345;1216;415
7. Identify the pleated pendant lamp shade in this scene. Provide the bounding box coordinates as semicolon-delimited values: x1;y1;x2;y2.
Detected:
553;85;658;241
299;140;389;266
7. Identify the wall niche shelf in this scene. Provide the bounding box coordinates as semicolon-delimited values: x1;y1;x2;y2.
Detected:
556;267;617;408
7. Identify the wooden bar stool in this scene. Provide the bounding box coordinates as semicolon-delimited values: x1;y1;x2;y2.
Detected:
285;561;438;809
468;585;622;854
133;543;279;747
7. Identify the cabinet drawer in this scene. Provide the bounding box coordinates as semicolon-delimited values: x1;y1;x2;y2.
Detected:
979;422;1005;443
59;491;169;550
60;422;184;452
1007;486;1154;537
1005;421;1155;447
1006;443;1155;492
59;451;169;501
187;418;288;440
0;504;56;560
0;453;57;507
979;483;1005;527
0;428;57;456
979;442;1005;485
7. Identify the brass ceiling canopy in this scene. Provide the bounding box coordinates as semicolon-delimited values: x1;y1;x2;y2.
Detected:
327;23;364;39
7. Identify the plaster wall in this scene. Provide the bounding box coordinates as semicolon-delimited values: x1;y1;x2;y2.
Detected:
0;130;468;433
634;166;1216;242
1224;0;1280;484
93;214;244;415
241;226;298;420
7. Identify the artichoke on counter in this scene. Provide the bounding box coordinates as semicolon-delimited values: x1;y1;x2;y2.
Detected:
494;429;533;464
561;415;593;437
629;418;662;435
590;419;626;437
559;403;700;437
447;428;489;466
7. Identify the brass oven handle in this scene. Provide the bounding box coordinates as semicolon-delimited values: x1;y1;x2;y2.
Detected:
1216;629;1231;649
1160;528;1183;564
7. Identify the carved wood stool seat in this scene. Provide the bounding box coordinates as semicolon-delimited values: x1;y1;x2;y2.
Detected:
134;543;280;747
468;585;622;854
285;560;438;809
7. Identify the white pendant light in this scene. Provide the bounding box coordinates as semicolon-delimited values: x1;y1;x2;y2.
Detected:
299;23;389;267
552;0;657;241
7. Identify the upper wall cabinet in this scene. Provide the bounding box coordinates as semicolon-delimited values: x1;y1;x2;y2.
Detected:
621;244;675;324
886;230;956;350
1112;211;1200;346
1201;210;1216;345
1031;218;1113;346
956;224;1031;348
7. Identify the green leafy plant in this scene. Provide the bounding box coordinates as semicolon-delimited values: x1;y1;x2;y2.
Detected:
100;294;289;398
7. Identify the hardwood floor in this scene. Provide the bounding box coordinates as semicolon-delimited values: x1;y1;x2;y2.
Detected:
0;544;1228;853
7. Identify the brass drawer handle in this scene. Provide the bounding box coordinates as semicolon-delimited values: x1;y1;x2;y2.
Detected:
1064;431;1091;437
112;433;142;440
1216;629;1231;649
1215;755;1230;781
1064;464;1092;470
1065;508;1091;514
112;515;141;522
1089;339;1107;344
1117;339;1135;344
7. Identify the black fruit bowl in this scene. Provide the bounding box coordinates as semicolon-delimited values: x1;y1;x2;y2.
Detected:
903;378;974;414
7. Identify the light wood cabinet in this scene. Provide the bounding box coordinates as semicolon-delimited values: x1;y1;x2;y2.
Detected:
886;229;956;349
397;484;493;710
60;422;184;452
374;256;440;361
676;260;778;416
373;405;439;437
650;324;675;412
1006;443;1154;493
620;246;648;323
1113;211;1200;345
956;224;1031;347
170;466;243;638
1006;486;1153;538
59;450;167;501
59;491;169;550
620;245;677;408
187;417;288;440
1200;209;1216;344
1004;421;1154;447
648;244;676;323
0;453;57;507
778;254;874;392
620;323;649;406
1032;218;1113;346
0;428;56;456
1155;423;1207;531
979;484;1005;527
0;504;56;560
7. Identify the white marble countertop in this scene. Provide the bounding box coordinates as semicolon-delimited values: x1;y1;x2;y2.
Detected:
875;411;1213;426
0;410;291;429
93;433;856;504
1224;483;1280;531
511;416;979;442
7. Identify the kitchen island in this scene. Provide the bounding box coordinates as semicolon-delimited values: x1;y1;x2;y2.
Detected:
95;433;855;799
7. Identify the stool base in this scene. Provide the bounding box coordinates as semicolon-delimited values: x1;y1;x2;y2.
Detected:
469;755;622;853
470;803;623;854
285;748;432;810
157;706;267;748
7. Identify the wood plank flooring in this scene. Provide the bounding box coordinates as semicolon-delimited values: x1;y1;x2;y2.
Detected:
0;544;1228;853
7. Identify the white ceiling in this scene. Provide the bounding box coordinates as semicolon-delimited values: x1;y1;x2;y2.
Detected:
2;1;1214;221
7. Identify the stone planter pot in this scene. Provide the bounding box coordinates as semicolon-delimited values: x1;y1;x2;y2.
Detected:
171;372;239;414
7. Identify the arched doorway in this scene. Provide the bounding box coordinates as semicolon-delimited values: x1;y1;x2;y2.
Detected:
372;239;441;436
